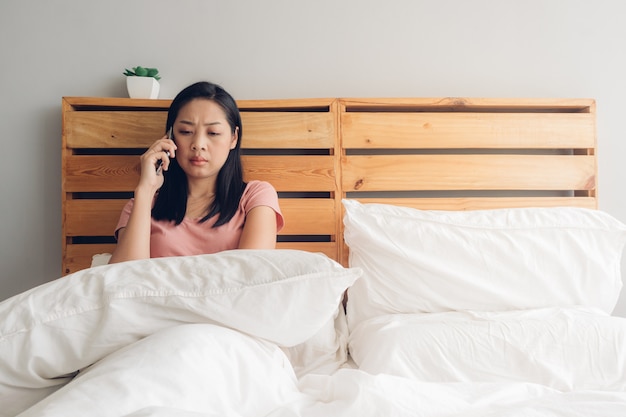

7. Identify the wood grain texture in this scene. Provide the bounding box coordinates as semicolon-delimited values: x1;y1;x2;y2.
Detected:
64;155;141;192
342;154;596;191
62;96;597;274
65;111;166;149
242;112;335;149
342;112;595;149
243;156;336;191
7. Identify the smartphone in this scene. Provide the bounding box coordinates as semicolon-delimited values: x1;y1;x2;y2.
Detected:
156;127;173;174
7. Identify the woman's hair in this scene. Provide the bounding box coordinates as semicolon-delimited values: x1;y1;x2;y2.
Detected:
151;81;246;227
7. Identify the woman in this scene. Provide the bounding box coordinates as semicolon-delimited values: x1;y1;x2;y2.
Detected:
109;81;284;263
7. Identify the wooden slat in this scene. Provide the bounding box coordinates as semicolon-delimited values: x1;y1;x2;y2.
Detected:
342;112;595;149
339;97;595;113
345;197;598;210
276;242;338;261
342;154;596;192
238;98;335;110
64;243;116;275
64;241;339;275
65;111;167;149
243;155;336;192
65;155;140;192
66;111;336;150
242;112;335;148
65;200;126;236
64;154;337;193
65;198;336;237
279;199;336;235
63;97;335;111
63;97;172;109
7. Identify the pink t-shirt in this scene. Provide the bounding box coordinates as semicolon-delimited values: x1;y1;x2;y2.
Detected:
115;180;284;258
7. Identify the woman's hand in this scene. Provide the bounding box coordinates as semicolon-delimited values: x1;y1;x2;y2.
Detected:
137;135;178;193
109;135;177;264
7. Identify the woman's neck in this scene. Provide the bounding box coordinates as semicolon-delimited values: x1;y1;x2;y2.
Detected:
186;178;216;199
185;179;216;219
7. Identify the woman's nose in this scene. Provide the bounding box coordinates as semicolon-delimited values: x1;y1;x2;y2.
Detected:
191;135;206;151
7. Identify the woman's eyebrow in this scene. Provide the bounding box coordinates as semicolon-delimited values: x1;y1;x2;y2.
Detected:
178;120;222;126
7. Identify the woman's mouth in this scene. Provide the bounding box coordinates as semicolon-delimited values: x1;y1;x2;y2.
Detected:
189;156;208;166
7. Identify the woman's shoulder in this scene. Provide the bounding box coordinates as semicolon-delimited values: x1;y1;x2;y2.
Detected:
243;180;278;196
241;181;283;229
241;180;280;208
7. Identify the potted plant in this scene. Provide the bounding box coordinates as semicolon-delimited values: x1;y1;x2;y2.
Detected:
123;66;161;99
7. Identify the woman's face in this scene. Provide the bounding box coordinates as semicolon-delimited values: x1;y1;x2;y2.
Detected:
172;98;238;181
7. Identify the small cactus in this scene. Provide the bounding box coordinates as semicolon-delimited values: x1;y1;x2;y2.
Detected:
123;66;161;80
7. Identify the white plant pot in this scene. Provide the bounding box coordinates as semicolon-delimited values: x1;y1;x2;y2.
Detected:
126;77;160;99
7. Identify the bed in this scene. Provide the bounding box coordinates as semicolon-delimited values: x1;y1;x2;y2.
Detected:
2;96;626;416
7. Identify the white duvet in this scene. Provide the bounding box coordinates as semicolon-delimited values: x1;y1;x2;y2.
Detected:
3;250;626;416
14;322;626;417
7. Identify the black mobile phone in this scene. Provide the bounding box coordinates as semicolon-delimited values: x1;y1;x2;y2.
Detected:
156;127;173;174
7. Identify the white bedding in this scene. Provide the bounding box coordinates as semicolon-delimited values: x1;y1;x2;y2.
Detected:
12;322;626;417
349;308;626;391
12;325;626;417
3;226;626;416
0;250;359;416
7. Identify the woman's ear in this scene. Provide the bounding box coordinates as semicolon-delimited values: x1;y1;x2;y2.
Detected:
230;126;239;149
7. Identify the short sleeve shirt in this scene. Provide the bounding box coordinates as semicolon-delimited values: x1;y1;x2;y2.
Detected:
114;180;284;258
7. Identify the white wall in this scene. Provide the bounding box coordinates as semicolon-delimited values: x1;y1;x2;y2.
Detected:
1;0;626;315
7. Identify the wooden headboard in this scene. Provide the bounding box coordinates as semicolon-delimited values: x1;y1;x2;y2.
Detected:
62;97;597;275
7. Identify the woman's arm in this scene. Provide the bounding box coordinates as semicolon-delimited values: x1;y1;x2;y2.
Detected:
237;206;279;249
108;137;176;264
107;187;155;263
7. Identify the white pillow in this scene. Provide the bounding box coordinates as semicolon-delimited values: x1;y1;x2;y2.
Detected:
91;251;349;379
0;249;361;416
343;199;626;329
349;308;626;391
